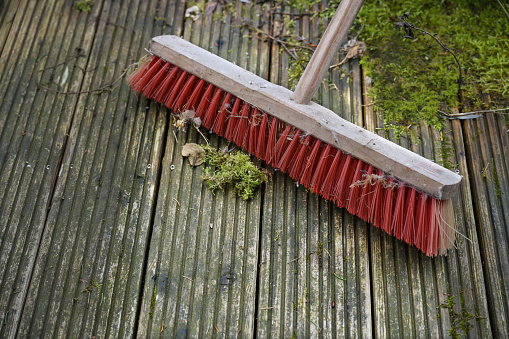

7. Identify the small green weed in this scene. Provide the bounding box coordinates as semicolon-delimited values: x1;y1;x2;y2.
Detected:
73;0;94;12
439;287;484;338
201;145;269;200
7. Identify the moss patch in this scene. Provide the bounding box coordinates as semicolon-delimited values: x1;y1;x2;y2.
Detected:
358;0;509;134
200;145;269;200
73;0;94;12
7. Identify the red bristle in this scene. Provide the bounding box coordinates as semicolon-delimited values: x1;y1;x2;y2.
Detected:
274;125;293;166
368;170;385;226
255;113;269;160
333;155;354;207
152;65;180;103
202;88;224;129
165;71;188;109
380;177;396;234
195;84;216;120
265;117;279;166
247;108;261;155
401;187;417;245
143;62;171;99
346;160;366;215
414;193;428;250
126;56;156;87
174;75;198;111
300;139;322;189
233;103;251;148
134;58;165;93
224;98;242;141
183;79;207;112
278;129;302;172
429;198;440;256
288;135;312;180
392;183;406;239
357;165;375;220
310;144;333;193
424;196;436;255
212;93;233;137
320;149;343;200
127;55;159;89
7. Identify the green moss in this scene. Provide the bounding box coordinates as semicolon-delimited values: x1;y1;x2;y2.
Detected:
149;292;156;319
439;286;484;338
358;0;509;134
200;145;269;200
73;0;94;12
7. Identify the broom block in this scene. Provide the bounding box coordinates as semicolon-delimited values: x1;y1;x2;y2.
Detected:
150;35;462;200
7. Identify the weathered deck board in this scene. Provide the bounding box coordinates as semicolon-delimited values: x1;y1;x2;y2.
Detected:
0;0;169;337
1;0;509;337
0;0;101;336
136;1;267;337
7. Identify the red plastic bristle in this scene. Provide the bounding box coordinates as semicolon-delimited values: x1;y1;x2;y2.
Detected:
152;65;180;103
288;135;312;181
274;125;293;166
224;98;242;141
127;57;457;257
300;139;322;189
126;56;155;87
233;103;251;148
183;79;206;112
144;62;171;99
333;155;354;207
392;183;406;239
194;84;216;120
320;149;343;200
428;198;440;256
414;193;428;250
127;55;159;90
357;165;375;219
402;187;417;244
213;93;233;137
255;113;268;160
165;71;188;109
247;108;261;155
346;160;365;215
174;75;198;111
265;117;279;166
368;170;385;226
202;88;224;129
380;177;396;234
134;58;165;93
310;144;333;193
278;129;302;172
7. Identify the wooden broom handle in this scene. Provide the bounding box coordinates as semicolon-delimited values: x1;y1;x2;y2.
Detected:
291;0;364;105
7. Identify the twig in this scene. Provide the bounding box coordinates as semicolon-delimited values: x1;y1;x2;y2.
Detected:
260;306;275;310
242;21;314;58
396;13;463;99
38;70;128;95
287;256;301;263
439;107;509;117
497;0;509;20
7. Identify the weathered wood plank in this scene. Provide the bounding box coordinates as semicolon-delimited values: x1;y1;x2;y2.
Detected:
10;0;167;338
0;0;99;336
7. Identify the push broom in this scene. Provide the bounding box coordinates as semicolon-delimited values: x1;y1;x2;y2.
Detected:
127;0;462;256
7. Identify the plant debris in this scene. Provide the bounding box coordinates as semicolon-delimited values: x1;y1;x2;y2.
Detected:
73;0;94;12
182;143;206;166
196;145;269;200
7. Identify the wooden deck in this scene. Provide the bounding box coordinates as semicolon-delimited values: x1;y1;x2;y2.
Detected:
0;0;508;337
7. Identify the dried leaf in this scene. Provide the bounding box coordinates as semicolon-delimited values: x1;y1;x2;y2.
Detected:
182;143;206;166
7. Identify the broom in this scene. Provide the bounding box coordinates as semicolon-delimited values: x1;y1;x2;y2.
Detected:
127;0;462;256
